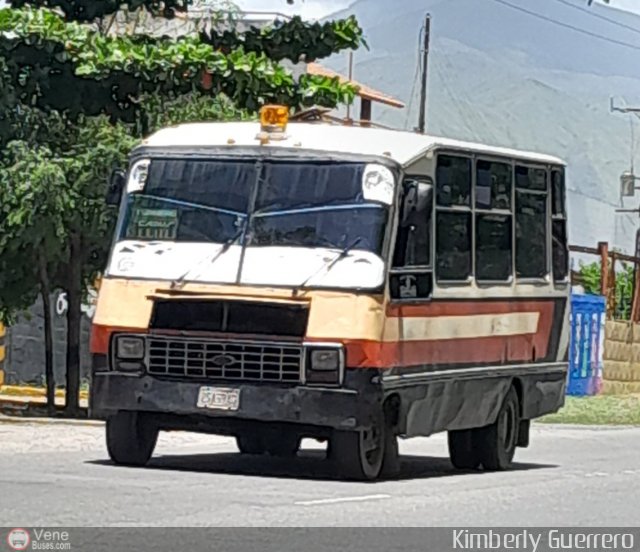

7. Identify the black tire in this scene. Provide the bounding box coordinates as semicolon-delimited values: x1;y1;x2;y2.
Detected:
476;387;520;471
381;430;401;478
264;433;300;458
331;429;383;481
331;422;398;481
448;429;481;470
106;411;158;467
236;433;267;455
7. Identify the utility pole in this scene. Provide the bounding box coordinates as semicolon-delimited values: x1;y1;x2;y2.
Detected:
417;14;431;134
612;97;640;320
346;51;354;122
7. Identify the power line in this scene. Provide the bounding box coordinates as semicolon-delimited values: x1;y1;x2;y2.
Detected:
550;0;640;37
490;0;640;52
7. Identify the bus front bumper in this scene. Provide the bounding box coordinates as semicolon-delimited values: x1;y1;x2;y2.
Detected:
90;371;382;432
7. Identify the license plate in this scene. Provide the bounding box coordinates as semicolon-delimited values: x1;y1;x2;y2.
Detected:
197;387;240;411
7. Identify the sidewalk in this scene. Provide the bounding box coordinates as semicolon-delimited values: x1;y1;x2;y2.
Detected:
0;385;89;417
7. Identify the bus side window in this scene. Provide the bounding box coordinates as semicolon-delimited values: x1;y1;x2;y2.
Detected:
390;177;433;300
515;165;548;279
551;168;569;282
435;155;472;282
475;160;513;283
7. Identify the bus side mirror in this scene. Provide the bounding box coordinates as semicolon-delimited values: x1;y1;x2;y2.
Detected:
106;169;126;206
400;178;433;227
396;178;433;267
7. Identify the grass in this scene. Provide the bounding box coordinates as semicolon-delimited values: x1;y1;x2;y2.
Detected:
539;395;640;425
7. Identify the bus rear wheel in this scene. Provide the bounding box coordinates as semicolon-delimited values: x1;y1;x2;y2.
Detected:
476;387;520;470
236;433;266;455
106;411;158;467
265;432;300;457
237;430;299;457
448;429;481;470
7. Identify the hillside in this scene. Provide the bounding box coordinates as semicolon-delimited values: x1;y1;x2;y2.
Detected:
327;0;640;254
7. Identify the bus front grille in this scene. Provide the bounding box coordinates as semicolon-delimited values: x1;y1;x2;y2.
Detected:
147;337;303;383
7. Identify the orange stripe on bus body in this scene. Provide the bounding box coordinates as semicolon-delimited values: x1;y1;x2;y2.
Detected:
356;300;558;368
342;334;545;369
92;298;560;369
386;299;555;318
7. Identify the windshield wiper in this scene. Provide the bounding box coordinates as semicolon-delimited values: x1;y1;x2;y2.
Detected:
170;229;244;290
293;237;363;294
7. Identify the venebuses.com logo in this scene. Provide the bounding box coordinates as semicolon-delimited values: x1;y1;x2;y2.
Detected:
6;529;30;551
6;528;71;551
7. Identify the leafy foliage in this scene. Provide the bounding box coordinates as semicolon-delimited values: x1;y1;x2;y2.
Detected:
0;114;136;321
0;142;68;323
202;15;365;63
578;261;600;296
140;92;248;135
578;261;634;320
9;0;194;21
0;6;361;136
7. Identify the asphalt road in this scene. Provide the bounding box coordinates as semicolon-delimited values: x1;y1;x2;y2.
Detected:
1;418;639;527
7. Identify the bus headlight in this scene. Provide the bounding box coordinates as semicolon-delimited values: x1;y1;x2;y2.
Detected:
310;349;340;371
306;346;343;385
115;336;145;360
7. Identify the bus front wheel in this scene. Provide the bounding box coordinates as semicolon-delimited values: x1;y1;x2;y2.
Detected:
330;422;398;481
106;411;158;467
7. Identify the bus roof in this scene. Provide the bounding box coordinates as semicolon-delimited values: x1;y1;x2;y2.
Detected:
142;122;566;167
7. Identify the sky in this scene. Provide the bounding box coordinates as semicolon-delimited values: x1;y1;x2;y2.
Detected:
0;0;352;19
232;0;640;19
598;0;640;14
0;0;638;18
233;0;351;19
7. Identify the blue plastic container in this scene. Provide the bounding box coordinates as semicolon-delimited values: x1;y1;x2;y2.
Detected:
568;293;606;396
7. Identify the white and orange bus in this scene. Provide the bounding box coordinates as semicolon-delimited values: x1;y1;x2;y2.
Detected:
90;107;569;480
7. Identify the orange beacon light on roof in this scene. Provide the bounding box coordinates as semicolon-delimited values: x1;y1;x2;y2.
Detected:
260;105;289;133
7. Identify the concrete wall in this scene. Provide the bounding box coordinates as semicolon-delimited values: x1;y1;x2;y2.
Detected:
603;321;640;394
2;295;92;388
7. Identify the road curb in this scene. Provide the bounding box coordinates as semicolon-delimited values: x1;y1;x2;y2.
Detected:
0;414;101;426
0;394;90;424
0;385;89;400
534;421;640;430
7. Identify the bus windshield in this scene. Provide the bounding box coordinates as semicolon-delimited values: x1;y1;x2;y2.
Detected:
112;158;393;289
119;159;388;252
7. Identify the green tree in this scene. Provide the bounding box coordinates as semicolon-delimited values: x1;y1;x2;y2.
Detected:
578;261;635;320
0;141;68;413
0;115;136;413
0;0;365;415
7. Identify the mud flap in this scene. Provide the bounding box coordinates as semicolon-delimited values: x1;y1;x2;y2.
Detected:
517;419;530;448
